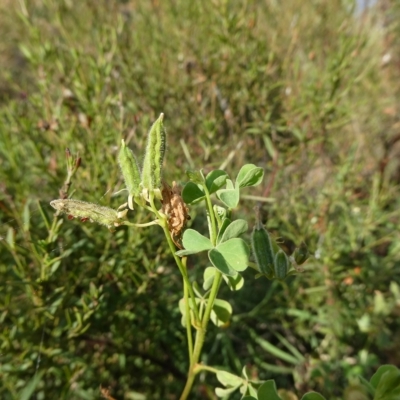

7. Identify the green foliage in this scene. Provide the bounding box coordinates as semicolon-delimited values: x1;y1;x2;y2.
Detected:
1;0;400;399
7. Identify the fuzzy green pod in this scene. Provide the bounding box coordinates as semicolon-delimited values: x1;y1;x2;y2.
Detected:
274;249;290;280
293;242;310;265
50;199;124;229
118;139;141;199
141;113;166;199
251;208;275;278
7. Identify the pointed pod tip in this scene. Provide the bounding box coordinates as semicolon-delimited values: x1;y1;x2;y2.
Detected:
159;113;164;121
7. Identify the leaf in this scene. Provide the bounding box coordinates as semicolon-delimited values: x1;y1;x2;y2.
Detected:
186;169;205;184
215;386;240;397
263;134;277;159
176;229;213;256
18;370;45;400
358;375;375;396
217;238;249;271
209;238;249;275
216;370;243;387
178;297;201;327
250;330;300;365
374;368;400;399
204;266;244;292
217;179;240;208
206;170;229;193
182;182;205;204
242;397;258;400
203;267;215;291
258;380;282;400
236;164;264;188
246;382;259;397
208;248;237;276
370;365;399;389
210;298;232;326
223;272;244;291
219;219;248;243
300;392;326;400
217;217;232;244
217;188;240;209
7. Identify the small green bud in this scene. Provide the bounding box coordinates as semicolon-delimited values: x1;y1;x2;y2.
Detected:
141;113;166;199
251;207;274;278
274;250;290;280
186;169;204;184
50;199;124;229
293;242;310;265
118;139;141;208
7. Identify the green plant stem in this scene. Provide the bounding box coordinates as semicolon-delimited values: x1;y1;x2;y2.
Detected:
179;184;224;399
202;184;218;245
148;194;201;324
179;270;222;400
193;364;221;375
123;220;159;227
183;258;194;364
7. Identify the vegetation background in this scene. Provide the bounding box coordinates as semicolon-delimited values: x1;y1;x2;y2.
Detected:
1;0;400;399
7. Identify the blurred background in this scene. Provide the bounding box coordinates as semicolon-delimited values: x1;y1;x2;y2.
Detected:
1;1;400;399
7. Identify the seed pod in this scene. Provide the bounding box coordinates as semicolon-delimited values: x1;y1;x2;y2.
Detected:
141;113;166;199
118;139;141;198
293;242;310;265
274;249;290;280
50;199;124;229
251;207;274;278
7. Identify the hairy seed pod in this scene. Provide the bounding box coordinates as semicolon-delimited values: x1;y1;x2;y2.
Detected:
293;242;310;265
274;250;290;280
50;199;124;229
251;207;275;278
141;113;166;198
118;139;141;198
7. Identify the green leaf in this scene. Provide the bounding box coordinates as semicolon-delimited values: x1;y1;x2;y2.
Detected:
374;368;400;399
182;182;205;204
300;392;326;400
178;297;201;327
263;134;277;159
247;382;259;397
19;370;45;400
236;164;264;188
242;397;258;400
242;366;250;380
186;169;205;184
206;169;229;193
219;219;248;243
177;229;213;256
215;386;240;397
359;375;375;396
223;272;244;291
370;365;399;389
210;238;249;274
258;380;282;400
216;370;243;387
206;266;244;291
250;330;300;365
210;298;232;326
203;267;215;291
216;179;239;208
208;248;237;276
217;189;240;209
217;217;232;244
